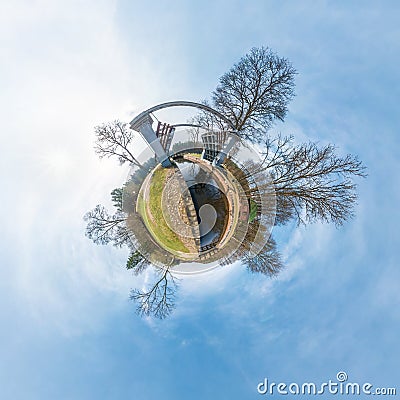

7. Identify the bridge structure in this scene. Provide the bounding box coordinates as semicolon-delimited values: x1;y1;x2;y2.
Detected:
129;101;238;167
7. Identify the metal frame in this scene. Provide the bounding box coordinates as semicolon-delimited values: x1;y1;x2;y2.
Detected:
129;101;236;131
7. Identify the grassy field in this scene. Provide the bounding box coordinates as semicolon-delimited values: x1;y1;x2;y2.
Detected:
138;166;190;254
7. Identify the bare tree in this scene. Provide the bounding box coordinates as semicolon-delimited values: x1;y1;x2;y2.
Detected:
242;237;283;277
84;204;131;247
263;136;365;225
130;268;178;319
94;120;142;166
230;133;366;226
211;47;296;142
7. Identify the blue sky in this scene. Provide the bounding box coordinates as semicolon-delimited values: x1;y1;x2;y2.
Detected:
1;1;399;399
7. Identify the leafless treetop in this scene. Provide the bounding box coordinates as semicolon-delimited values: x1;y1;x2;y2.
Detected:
212;47;296;142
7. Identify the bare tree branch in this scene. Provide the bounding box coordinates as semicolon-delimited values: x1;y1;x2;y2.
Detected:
130;268;179;319
94;120;142;166
83;204;130;247
242;237;284;277
266;138;366;225
191;99;228;132
232;135;366;226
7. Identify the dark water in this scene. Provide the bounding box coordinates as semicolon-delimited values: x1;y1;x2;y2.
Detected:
176;161;229;249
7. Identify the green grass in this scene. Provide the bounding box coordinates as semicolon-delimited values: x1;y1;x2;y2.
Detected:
138;166;190;254
249;198;258;222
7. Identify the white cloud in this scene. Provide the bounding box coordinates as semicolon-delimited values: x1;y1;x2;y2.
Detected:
0;0;152;336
